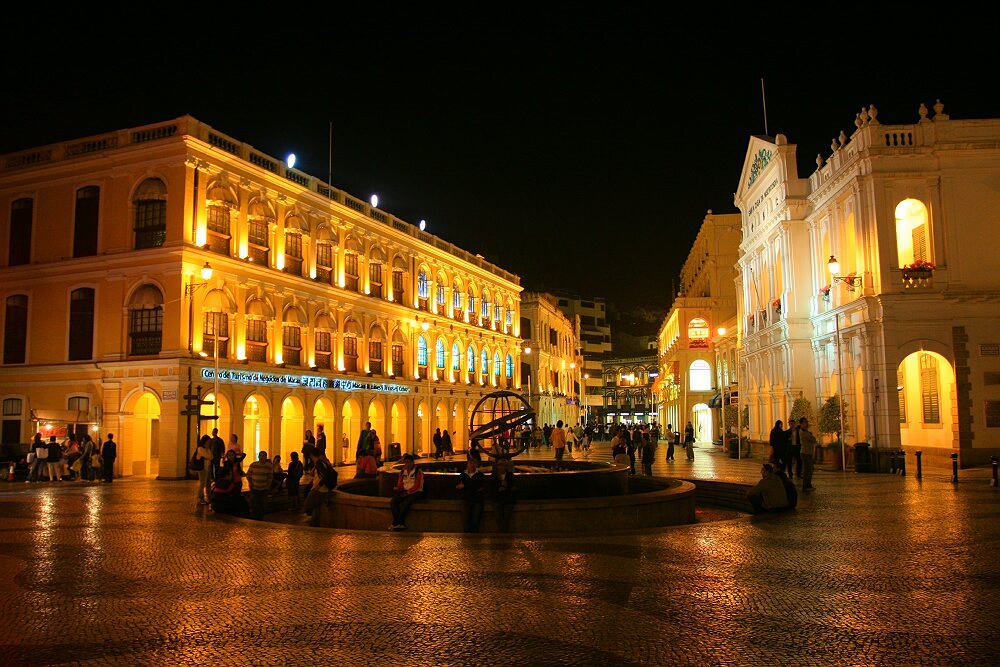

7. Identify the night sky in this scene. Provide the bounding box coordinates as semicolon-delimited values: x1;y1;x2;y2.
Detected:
3;10;996;311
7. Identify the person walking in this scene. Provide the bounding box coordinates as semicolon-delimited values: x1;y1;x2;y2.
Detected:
786;418;802;479
798;417;818;491
550;420;567;469
565;425;578;457
210;428;226;480
79;434;96;482
100;434;117;482
302;429;316;465
684;422;696;462
442;429;453;456
315;424;327;457
456;456;485;533
664;423;675;462
357;421;373;457
303;449;337;527
640;432;654;476
194;434;213;505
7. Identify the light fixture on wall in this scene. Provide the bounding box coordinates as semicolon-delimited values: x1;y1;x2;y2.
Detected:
828;255;863;291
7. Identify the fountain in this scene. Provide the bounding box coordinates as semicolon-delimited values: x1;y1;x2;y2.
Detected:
320;391;696;533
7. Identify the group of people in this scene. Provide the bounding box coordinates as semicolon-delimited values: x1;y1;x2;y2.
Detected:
25;432;116;483
431;427;455;458
388;452;516;533
767;417;818;492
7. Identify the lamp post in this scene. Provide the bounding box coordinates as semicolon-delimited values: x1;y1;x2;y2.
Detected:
185;262;214;353
828;259;851;472
583;372;589;427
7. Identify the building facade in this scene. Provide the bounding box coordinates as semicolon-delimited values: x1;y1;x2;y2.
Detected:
519;292;583;428
0;116;522;478
548;291;611;426
733;101;1000;468
602;354;659;427
656;211;741;443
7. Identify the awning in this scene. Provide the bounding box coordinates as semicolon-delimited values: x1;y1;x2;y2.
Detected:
709;394;722;408
30;409;94;423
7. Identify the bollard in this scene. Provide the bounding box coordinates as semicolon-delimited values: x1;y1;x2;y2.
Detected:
898;449;906;476
916;450;922;480
992;456;998;488
951;452;959;484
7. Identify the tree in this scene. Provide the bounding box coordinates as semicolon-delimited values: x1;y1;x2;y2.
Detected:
818;394;846;443
789;397;815;426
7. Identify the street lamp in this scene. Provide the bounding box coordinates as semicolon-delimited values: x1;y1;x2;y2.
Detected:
583;372;590;426
185;262;213;354
828;255;862;291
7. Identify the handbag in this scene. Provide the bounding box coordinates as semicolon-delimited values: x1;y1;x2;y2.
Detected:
189;452;204;471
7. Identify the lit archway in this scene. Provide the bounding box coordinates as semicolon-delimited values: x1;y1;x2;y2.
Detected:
202;391;231;448
692;402;712;445
896;350;955;450
313;396;334;462
341;396;361;463
279;395;304;462
391;399;408;455
122;390;161;477
367;397;386;451
243;394;271;460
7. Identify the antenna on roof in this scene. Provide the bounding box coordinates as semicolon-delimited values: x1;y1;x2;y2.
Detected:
761;78;769;137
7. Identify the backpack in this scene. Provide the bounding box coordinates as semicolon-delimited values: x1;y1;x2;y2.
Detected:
320;461;338;490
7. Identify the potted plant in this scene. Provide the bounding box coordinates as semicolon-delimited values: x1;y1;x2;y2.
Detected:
819;285;831;302
901;259;935;280
772;298;782;315
818;394;847;469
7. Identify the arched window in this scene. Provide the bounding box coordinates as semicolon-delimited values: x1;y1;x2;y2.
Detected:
206;182;234;256
418;269;429;299
467;290;476;317
315;226;337;285
3;295;28;364
127;285;163;356
73;186;99;258
505;354;513;378
368;247;386;298
452;281;462;310
342;319;361;372
282;307;306;367
480;349;489;375
202;289;230;360
9;198;33;265
481;290;490;319
343;238;361;291
417;335;428;367
245;298;272;363
896;199;932;268
133;178;167;249
689;359;711;391
436;274;446;310
493;352;501;377
452;342;461;371
368;327;384;375
467;345;476;373
247;199;272;266
68;288;95;361
391;330;406;376
314;312;335;370
436;338;445;369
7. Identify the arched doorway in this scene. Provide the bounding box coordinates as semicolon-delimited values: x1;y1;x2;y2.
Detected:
692;402;712;445
391;399;408;455
367;397;386;453
279;395;304;462
123;390;161;477
450;401;467;451
313;396;334;462
416;398;430;455
202;391;231;451
341;397;361;463
243;394;271;460
896;351;955;450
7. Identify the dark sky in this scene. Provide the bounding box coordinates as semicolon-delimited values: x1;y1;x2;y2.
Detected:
3;10;996;311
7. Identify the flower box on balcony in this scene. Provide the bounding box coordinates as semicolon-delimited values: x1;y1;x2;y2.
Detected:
901;260;935;288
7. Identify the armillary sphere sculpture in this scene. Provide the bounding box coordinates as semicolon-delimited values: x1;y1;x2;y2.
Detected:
467;390;535;461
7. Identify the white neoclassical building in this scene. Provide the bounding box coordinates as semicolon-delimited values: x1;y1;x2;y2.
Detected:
734;101;1000;469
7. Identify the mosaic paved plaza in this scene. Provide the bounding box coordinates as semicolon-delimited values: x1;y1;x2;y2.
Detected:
2;443;999;666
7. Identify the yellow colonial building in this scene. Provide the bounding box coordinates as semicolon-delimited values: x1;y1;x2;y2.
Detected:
0;116;522;478
519;292;583;428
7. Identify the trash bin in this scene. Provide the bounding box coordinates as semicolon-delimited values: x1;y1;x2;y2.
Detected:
728;437;739;458
388;442;402;462
854;442;871;472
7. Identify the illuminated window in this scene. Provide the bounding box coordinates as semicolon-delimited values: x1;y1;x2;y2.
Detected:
128;299;163;357
246;319;268;362
467;346;476;372
436;282;445;307
506;308;512;327
505;354;513;378
344;253;359;291
418;270;429;299
284;233;303;276
687;318;710;349
919;353;940;424
369;340;383;374
467;293;475;314
453;282;461;309
689;359;711;391
315;331;331;369
481;349;488;375
282;325;301;366
247;216;269;265
895;199;932;268
452;343;460;371
343;335;358;372
203;312;228;359
133;179;166;249
417;336;428;367
481;290;490;318
369;262;383;297
493;352;501;376
436;339;445;369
